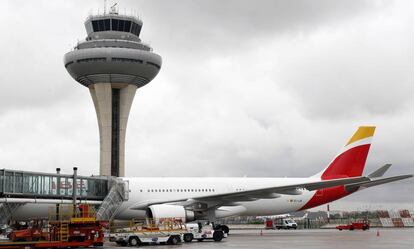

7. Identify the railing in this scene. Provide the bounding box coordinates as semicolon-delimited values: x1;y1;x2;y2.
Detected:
85;11;142;22
48;204;97;222
96;177;128;221
75;39;153;52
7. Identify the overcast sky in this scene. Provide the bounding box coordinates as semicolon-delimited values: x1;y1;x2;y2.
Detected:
0;0;413;211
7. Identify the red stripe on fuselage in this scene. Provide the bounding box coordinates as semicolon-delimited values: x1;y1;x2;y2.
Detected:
300;186;357;210
300;144;370;210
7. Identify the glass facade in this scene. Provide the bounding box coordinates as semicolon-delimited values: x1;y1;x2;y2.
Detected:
91;18;141;36
0;170;108;200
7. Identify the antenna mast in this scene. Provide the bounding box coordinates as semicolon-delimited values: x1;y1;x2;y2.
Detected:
110;3;118;15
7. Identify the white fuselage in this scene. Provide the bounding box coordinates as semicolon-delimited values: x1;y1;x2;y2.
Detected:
114;177;317;219
12;177;318;220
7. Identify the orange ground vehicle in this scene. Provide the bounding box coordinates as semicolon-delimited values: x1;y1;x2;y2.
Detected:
3;204;106;248
336;220;370;231
8;220;49;242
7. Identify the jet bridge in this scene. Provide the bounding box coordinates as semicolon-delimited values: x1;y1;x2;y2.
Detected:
0;168;129;222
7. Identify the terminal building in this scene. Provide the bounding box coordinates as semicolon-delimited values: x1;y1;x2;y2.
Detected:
0;6;157;223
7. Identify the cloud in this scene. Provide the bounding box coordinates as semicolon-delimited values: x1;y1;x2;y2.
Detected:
272;5;414;119
133;0;384;59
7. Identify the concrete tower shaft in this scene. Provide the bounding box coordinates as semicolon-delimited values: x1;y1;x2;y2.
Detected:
64;12;161;176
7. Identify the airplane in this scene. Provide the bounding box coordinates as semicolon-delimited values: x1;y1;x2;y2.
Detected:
112;126;412;230
13;126;413;234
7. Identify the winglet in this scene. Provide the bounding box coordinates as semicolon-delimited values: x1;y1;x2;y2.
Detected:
368;164;392;178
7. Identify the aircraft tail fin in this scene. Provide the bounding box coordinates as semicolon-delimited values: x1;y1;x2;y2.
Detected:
313;126;376;180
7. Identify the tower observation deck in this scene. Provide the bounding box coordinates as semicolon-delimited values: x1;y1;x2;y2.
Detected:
64;9;162;176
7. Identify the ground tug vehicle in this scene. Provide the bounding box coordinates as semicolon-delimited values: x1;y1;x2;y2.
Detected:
184;222;225;242
336;219;370;231
110;219;225;246
0;204;105;248
110;218;186;246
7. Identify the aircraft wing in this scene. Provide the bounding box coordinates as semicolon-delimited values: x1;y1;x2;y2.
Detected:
345;174;413;192
130;176;368;210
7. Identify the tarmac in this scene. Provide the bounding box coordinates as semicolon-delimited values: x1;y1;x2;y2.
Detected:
104;229;414;249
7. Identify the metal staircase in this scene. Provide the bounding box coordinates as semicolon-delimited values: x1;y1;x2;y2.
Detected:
96;177;129;221
0;203;24;224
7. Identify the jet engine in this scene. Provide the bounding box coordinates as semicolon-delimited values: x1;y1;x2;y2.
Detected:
147;204;195;222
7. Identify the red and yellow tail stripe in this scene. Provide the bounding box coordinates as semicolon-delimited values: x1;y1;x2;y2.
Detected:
321;126;375;180
302;126;376;210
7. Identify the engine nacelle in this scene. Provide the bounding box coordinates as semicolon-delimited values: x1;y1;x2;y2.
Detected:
147;204;195;222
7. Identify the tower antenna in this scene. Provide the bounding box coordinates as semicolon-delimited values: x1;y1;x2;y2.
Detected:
110;3;118;14
104;0;107;14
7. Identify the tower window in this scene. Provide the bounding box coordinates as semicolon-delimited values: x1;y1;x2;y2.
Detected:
92;21;99;32
124;21;131;32
112;19;119;31
77;57;106;63
131;22;141;36
147;62;161;69
98;20;104;31
104;19;110;31
112;57;143;63
118;20;125;31
64;61;74;68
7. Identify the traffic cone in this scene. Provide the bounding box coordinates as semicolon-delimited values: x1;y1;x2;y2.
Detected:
376;230;380;237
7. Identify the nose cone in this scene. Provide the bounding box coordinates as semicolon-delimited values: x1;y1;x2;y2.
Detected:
64;47;161;87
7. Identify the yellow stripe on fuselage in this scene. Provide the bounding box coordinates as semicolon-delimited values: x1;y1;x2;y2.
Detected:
346;126;376;146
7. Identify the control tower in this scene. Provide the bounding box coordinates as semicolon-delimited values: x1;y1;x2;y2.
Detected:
64;7;161;177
